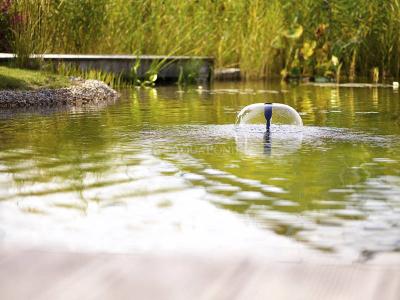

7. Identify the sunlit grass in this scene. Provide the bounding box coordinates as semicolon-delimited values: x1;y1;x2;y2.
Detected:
0;66;70;90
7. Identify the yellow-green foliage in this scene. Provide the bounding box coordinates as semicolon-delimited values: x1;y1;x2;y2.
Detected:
0;66;70;90
56;63;123;88
6;0;400;79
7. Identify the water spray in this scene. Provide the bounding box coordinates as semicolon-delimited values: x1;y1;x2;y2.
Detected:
235;102;303;157
236;102;303;130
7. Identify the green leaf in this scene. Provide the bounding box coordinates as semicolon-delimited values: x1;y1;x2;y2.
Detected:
283;25;303;39
331;55;339;66
301;41;316;60
149;73;157;83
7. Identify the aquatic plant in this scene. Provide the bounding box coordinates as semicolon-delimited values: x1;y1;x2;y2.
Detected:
178;59;203;86
7;0;52;68
55;63;124;88
3;0;400;80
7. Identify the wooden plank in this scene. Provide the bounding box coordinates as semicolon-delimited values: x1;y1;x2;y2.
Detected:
0;249;399;300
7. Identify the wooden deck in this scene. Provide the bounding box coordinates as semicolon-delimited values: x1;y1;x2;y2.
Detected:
0;248;399;300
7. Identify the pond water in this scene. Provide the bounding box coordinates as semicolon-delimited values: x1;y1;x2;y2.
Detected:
0;81;399;262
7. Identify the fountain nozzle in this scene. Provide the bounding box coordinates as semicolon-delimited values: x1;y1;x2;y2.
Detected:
264;103;273;132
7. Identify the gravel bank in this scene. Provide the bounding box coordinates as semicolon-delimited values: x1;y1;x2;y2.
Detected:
0;79;119;108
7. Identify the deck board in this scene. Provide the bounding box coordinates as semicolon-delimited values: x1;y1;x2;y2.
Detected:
0;249;399;300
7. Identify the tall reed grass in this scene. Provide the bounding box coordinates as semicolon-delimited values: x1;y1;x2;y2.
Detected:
3;0;400;80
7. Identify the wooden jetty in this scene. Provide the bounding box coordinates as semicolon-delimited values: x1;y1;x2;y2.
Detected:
0;248;399;300
0;53;214;83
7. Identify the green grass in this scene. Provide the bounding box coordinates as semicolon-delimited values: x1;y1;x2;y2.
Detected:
0;66;70;90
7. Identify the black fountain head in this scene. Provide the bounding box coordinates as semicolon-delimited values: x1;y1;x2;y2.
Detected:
264;102;273;132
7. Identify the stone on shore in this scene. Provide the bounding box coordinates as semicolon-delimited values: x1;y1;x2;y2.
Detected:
0;79;119;108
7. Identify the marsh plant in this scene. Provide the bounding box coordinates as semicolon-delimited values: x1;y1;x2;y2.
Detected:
5;0;52;68
56;58;172;88
2;0;400;80
55;63;124;88
130;57;174;87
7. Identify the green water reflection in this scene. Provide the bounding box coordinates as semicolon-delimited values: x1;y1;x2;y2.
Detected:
0;81;399;260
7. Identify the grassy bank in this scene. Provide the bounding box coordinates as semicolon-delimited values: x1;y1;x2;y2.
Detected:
1;0;400;80
0;66;69;90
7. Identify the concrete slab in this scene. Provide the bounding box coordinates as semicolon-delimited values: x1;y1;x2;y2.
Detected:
0;53;214;83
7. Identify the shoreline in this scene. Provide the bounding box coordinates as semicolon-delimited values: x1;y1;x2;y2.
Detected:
0;79;119;109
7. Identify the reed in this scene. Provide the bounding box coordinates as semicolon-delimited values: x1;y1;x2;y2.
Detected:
3;0;400;80
7;0;52;68
55;63;124;88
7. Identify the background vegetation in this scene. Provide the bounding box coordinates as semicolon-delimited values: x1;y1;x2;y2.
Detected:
1;0;400;80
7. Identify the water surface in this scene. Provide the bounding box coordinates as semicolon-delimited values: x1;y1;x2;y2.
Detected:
1;81;399;262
